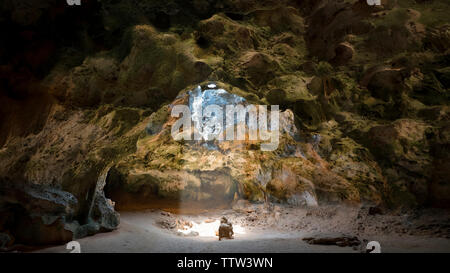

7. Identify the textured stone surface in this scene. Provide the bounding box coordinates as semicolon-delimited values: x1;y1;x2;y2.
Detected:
0;0;449;247
303;234;361;247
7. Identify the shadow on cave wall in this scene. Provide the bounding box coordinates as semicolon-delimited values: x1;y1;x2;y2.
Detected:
0;0;108;147
103;166;238;214
0;0;254;147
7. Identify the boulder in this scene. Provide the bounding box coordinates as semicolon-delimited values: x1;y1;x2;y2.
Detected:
239;51;279;85
0;178;120;246
362;67;410;101
305;0;373;61
0;183;78;245
90;193;120;232
331;42;354;66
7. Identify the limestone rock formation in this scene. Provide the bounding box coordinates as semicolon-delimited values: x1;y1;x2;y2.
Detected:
0;0;449;247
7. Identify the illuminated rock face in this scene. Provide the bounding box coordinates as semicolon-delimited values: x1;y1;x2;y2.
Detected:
103;81;369;211
189;84;246;113
185;83;281;151
188;84;246;142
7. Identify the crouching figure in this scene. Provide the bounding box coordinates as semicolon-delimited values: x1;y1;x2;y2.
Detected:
218;217;234;241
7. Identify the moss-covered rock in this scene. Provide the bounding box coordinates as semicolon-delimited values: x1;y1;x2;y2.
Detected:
366;119;434;205
2;2;450;246
100;82;382;210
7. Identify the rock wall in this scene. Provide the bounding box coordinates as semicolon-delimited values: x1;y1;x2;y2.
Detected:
0;0;449;246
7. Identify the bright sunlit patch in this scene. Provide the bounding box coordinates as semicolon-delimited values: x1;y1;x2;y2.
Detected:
207;83;217;89
177;220;246;237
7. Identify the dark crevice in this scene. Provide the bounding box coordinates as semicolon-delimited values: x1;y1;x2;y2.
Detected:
225;12;244;21
196;35;210;48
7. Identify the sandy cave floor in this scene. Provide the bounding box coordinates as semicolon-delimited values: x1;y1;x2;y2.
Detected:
35;204;450;253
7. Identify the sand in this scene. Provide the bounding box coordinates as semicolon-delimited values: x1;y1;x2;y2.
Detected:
35;205;450;253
